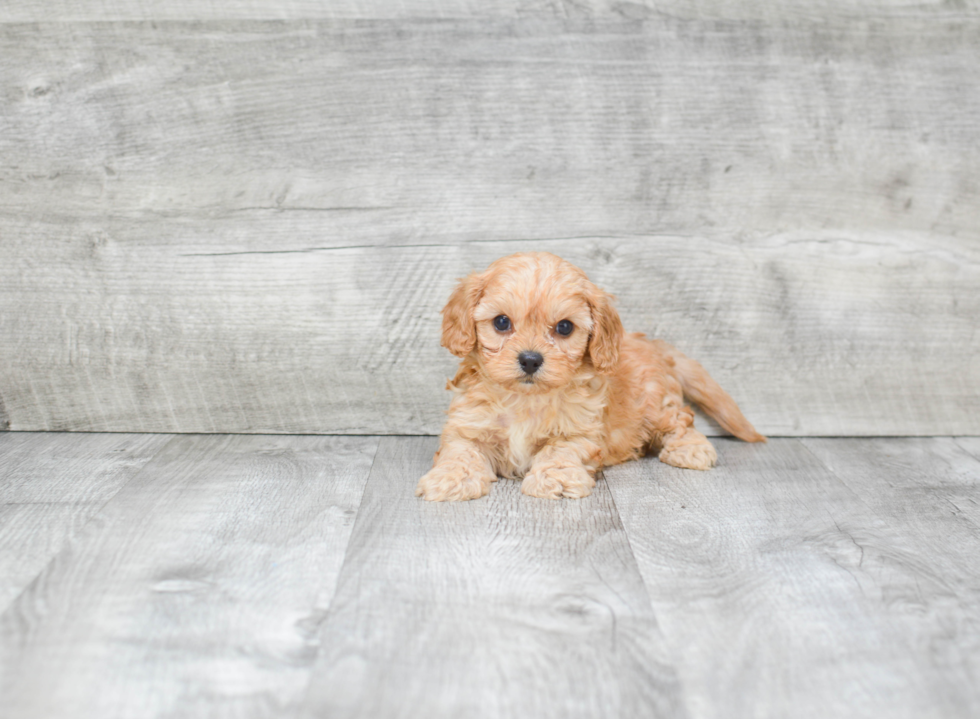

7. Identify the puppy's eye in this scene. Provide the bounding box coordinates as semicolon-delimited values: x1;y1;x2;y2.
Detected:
493;315;511;332
556;319;574;336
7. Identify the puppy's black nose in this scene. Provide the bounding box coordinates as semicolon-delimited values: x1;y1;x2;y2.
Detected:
518;351;544;375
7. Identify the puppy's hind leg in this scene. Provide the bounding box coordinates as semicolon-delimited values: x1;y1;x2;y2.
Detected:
659;428;718;470
652;397;718;471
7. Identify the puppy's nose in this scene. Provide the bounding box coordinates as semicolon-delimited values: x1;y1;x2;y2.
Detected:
518;351;544;375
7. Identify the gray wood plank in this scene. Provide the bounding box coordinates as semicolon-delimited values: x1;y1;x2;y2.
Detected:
1;0;976;22
1;230;977;436
300;435;683;719
0;0;506;21
0;432;171;504
0;434;379;719
954;437;980;466
3;18;977;236
604;438;980;719
802;437;980;528
2;16;979;436
0;503;97;609
0;432;172;612
798;437;980;715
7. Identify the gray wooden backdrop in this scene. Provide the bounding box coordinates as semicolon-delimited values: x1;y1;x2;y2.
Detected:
1;1;978;435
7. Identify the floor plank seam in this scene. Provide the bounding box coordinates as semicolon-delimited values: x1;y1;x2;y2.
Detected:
291;433;385;702
597;466;663;616
953;437;980;464
0;434;181;619
4;434;980;717
795;438;887;517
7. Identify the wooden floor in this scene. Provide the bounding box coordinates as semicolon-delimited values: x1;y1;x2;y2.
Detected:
1;432;979;718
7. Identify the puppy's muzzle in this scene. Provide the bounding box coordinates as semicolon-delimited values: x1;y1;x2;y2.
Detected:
518;351;544;376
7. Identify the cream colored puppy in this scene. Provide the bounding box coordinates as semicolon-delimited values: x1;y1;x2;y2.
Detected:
416;252;764;501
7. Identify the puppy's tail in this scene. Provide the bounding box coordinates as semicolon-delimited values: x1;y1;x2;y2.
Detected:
657;341;767;443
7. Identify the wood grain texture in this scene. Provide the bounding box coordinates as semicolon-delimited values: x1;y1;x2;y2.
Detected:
1;0;977;22
0;434;379;719
301;435;683;719
0;432;978;716
3;18;977;235
799;438;980;715
0;432;172;612
604;438;980;719
1;14;979;435
956;437;980;464
1;230;977;436
802;437;980;527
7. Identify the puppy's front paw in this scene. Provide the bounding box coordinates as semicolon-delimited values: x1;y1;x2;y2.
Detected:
659;441;717;470
522;463;595;499
416;462;495;502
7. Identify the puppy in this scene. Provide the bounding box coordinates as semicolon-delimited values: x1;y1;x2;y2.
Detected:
416;252;765;501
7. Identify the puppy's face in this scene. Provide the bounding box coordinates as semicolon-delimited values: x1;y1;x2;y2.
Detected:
441;253;622;391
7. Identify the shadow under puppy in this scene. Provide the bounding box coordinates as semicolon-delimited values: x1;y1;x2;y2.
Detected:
417;252;765;501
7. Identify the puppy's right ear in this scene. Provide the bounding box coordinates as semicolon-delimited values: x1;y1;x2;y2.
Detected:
441;272;484;357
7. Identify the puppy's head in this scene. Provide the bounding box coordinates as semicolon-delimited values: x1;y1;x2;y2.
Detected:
441;252;622;391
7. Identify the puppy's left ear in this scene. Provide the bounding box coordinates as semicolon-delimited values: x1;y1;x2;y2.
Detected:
588;286;623;373
441;272;485;357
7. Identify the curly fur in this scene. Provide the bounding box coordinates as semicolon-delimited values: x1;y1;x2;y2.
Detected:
416;252;765;501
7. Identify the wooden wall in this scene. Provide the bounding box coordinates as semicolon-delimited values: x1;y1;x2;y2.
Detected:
1;2;978;435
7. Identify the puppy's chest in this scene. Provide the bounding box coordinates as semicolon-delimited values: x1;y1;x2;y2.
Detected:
493;408;551;474
485;394;601;475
